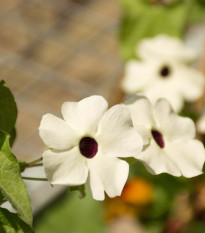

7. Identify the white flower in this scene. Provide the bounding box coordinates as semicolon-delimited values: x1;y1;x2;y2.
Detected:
122;58;205;112
39;95;143;201
126;96;205;177
137;34;197;64
197;112;205;134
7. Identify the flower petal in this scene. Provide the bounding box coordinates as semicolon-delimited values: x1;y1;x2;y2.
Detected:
126;96;155;145
166;140;205;177
96;105;143;158
43;147;88;185
39;113;79;150
177;66;205;102
144;78;184;113
121;61;153;93
88;169;105;201
137;34;197;63
88;154;129;200
197;113;205;134
127;96;154;128
153;99;196;142
61;95;108;135
138;140;181;176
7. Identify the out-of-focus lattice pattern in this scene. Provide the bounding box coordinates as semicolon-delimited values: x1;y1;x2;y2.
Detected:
0;0;122;161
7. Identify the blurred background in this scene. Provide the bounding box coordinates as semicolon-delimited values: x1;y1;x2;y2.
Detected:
1;0;205;232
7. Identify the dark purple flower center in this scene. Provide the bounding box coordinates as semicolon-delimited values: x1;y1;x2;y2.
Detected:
159;65;171;78
151;130;165;148
79;137;98;159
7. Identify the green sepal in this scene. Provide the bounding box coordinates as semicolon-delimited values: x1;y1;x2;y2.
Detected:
69;185;86;199
18;160;27;172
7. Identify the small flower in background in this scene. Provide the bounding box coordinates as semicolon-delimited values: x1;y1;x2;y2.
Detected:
197;112;205;134
125;96;205;177
138;34;197;64
122;59;204;112
39;95;143;201
121;34;205;112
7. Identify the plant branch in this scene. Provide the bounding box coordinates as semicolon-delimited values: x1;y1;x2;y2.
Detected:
26;163;43;168
20;157;43;171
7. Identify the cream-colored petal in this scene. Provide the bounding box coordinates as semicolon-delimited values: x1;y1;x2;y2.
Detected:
137;34;197;63
96;105;143;158
153;99;196;142
121;60;153;94
127;96;154;127
197;113;205;134
88;154;129;200
88;169;105;201
39;113;79;150
176;66;205;102
61;95;108;135
138;139;181;176
125;96;155;145
43;147;88;186
166;140;205;177
144;78;184;113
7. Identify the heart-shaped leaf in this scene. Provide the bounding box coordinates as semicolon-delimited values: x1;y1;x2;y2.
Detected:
0;130;32;226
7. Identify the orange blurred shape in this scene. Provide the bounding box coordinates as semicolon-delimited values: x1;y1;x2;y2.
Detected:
104;178;154;222
120;177;153;205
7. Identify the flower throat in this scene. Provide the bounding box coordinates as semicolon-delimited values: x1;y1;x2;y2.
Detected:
151;130;165;148
159;65;171;78
79;137;98;158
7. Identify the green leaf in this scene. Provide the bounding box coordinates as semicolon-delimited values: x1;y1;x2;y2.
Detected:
0;130;32;227
0;80;17;133
0;207;34;233
9;128;16;148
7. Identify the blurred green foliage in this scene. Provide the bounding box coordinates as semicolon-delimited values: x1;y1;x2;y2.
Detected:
130;162;195;232
118;0;205;61
35;187;106;233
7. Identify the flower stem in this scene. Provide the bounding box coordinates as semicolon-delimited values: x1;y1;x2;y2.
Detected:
22;176;48;181
20;157;43;171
